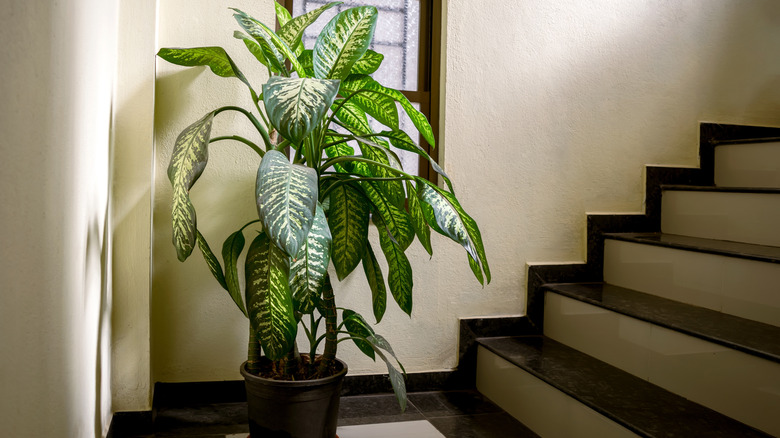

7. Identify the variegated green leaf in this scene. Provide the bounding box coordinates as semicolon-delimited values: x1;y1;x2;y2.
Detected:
273;0;292;28
290;203;331;313
342;309;375;360
362;182;414;250
346;89;399;130
361;242;387;323
327;183;370;280
313;6;378;80
298;50;315;77
157;47;250;88
342;74;435;147
417;181;491;284
334;99;372;136
380;130;452;192
374;214;413;316
263;76;340;145
368;336;407;411
351;49;384;74
168;112;214;261
196;230;227;290
255;150;318;258
233;31;281;73
324;133;356;174
353;136;405;207
222;229;248;316
232;8;306;76
405;181;432;256
279;2;341;54
245;232;297;361
468;253;484;286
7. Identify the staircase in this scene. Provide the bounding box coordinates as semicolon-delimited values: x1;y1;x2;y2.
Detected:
474;125;780;437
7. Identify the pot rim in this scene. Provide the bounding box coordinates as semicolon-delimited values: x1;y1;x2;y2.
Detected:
240;358;348;388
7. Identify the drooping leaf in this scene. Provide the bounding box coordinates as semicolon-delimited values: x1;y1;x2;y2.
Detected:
313;6;378;80
362;182;414;250
232;8;306;76
323;133;356;174
273;0;292;28
361;242;387;323
157;47;251;88
374;214;413;316
327;183;370;280
263;76;340;145
380;129;452;192
342;74;435;147
196;230;227;290
234;31;281;73
343;88;399;130
351;49;384;75
333;99;372;136
342;309;375;360
467;252;484;286
245;232;297;361
366;335;407;411
279;2;341;54
222;228;248;316
405;181;432;256
416;181;491;284
290;203;331;313
168;112;214;261
255;150;318;258
352;136;405;207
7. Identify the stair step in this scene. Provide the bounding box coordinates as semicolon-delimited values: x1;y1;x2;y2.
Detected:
603;233;780;326
542;283;780;362
476;336;771;438
714;141;780;189
660;186;780;247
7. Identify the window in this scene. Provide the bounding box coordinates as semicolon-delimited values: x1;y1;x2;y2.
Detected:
281;0;441;182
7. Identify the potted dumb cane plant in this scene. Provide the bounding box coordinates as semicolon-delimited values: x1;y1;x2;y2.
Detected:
157;1;490;437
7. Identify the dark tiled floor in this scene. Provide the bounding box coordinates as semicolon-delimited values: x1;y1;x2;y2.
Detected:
113;390;538;438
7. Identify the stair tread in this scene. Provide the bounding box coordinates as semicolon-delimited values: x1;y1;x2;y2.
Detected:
542;282;780;363
661;184;780;194
604;232;780;263
477;336;772;438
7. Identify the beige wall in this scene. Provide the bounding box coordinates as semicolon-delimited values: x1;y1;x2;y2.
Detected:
0;0;118;436
148;0;780;385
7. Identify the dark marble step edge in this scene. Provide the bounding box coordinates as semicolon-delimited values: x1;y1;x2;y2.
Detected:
712;136;780;145
661;184;780;194
477;336;772;438
605;232;780;263
542;282;780;363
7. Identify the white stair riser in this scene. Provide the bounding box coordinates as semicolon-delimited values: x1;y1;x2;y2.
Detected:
544;293;780;436
604;239;780;326
661;190;780;246
714;142;780;189
476;346;638;438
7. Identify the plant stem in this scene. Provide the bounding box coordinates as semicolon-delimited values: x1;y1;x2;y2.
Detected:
214;106;273;151
210;136;264;157
318;275;338;374
247;325;261;375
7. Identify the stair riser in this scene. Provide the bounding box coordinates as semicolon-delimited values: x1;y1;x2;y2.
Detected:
476;346;638;438
544;293;780;436
661;191;780;246
714;142;780;189
604;239;780;326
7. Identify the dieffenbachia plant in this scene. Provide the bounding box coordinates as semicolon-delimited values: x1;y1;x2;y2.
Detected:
158;1;489;410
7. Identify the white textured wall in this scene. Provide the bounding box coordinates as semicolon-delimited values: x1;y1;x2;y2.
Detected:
151;0;780;382
0;0;118;436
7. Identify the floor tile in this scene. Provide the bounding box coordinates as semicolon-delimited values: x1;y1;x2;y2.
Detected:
337;420;446;438
409;390;503;418
427;412;540;438
337;394;425;426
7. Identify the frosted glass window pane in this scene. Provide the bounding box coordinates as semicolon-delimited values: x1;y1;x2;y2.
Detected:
293;0;420;91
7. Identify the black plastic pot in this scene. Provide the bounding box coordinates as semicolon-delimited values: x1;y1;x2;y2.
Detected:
240;358;348;438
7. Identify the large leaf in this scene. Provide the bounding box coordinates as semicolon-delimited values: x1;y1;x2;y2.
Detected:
417;181;491;284
374;215;413;316
279;2;341;54
233;31;282;73
327;183;371;280
346;90;399;131
157;47;250;88
362;182;414;250
245;232;297;361
361;242;387;323
352;136;405;208
273;0;292;28
366;334;407;411
232;8;305;76
222;229;248;316
255;150;318;258
313;6;378;80
342;309;375;360
405;181;432;256
380;130;451;192
342;75;435;147
351;49;384;75
168;112;214;261
290;203;331;313
263;76;340;146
